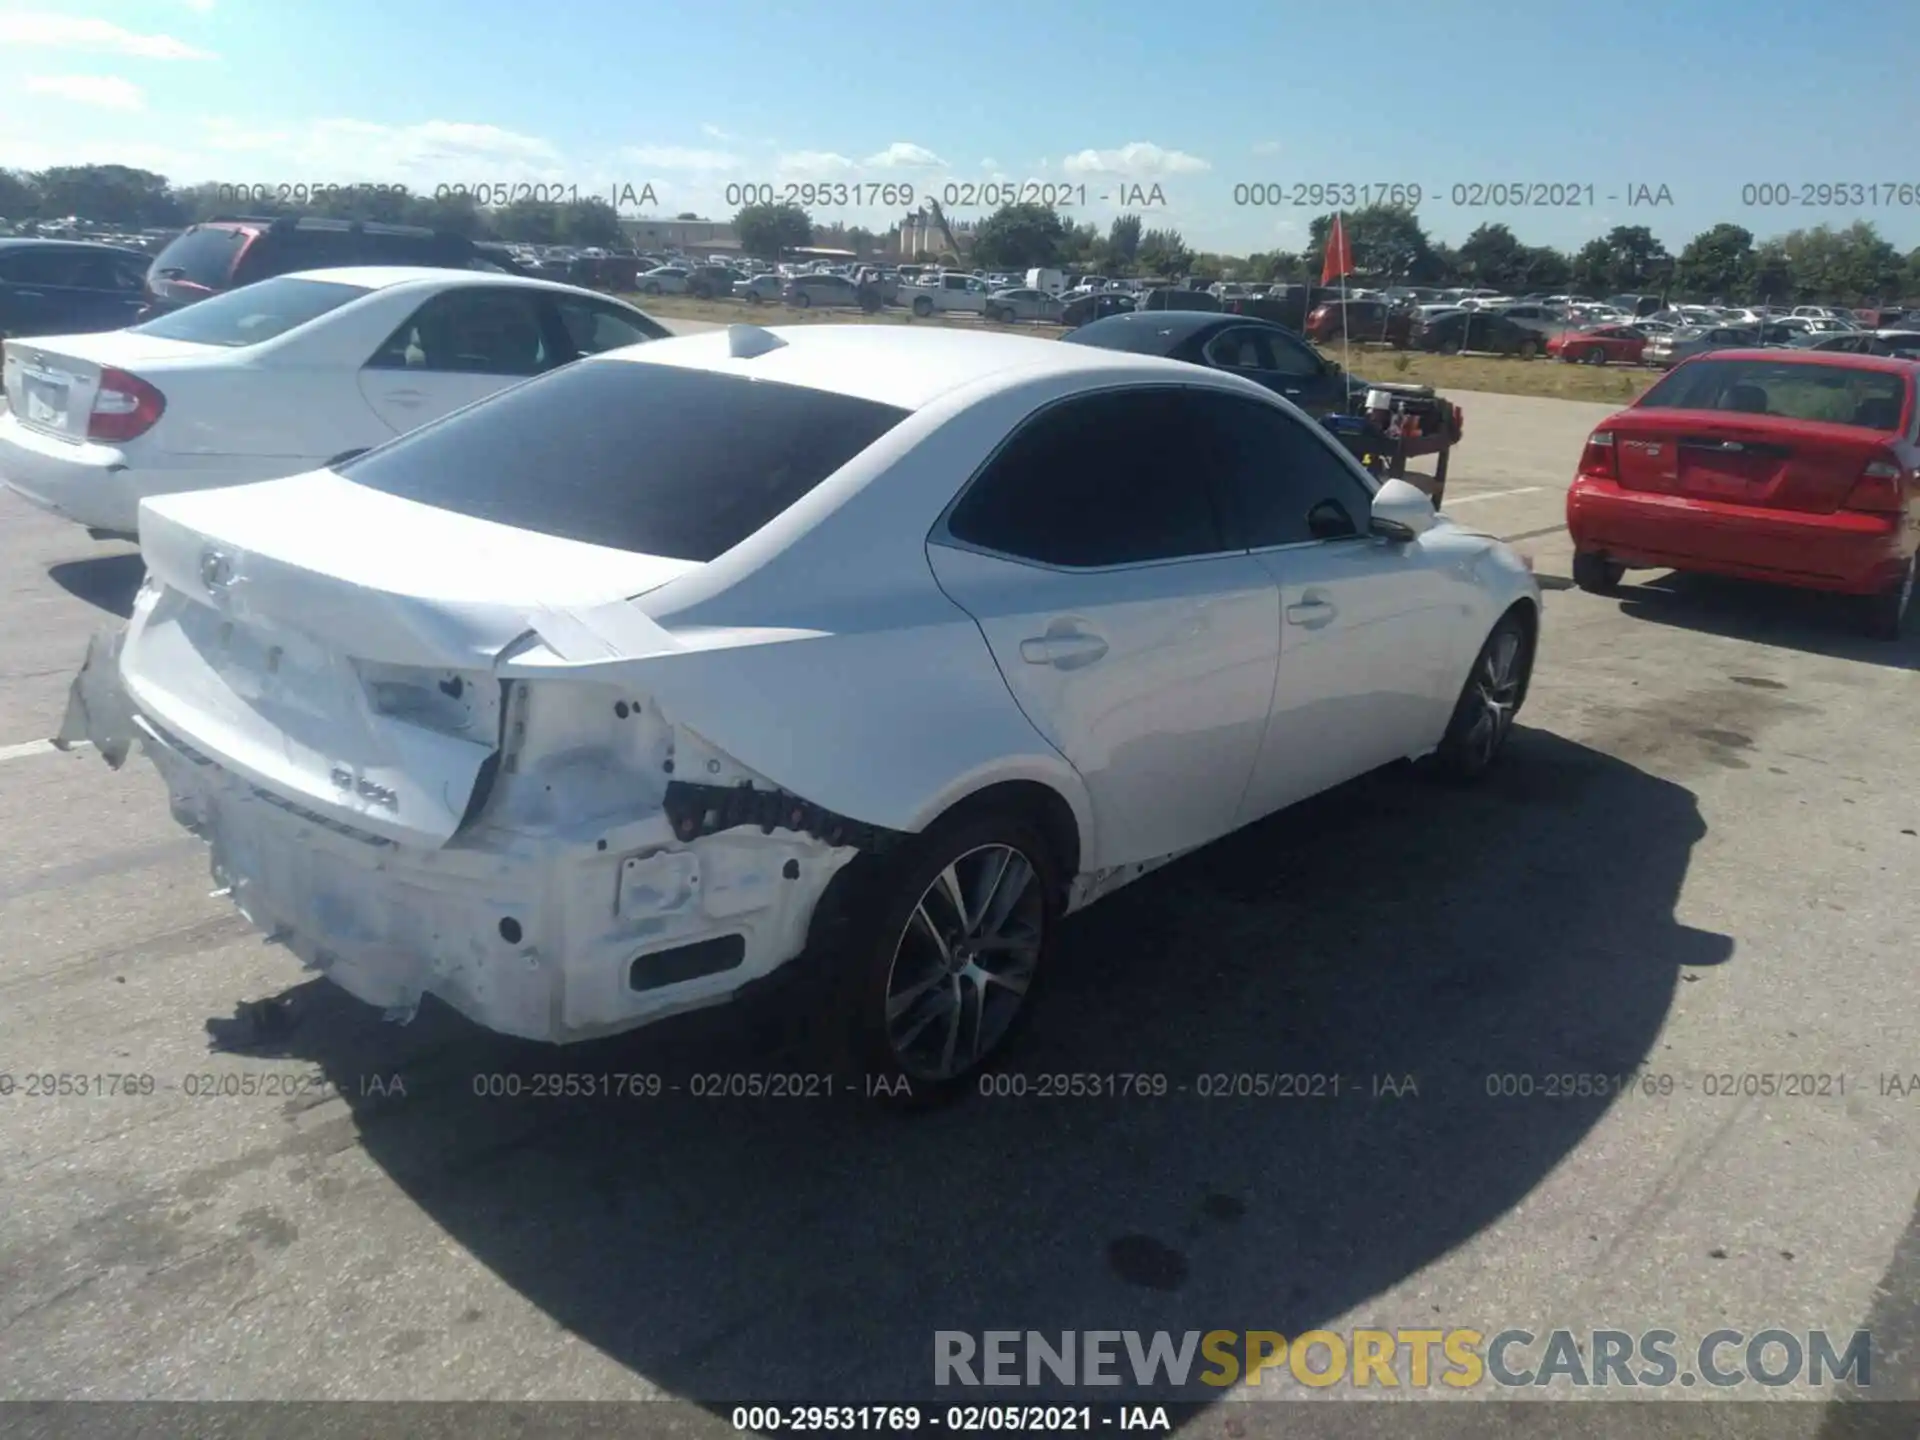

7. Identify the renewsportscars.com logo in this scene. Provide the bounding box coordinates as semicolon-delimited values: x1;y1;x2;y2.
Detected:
934;1329;1873;1390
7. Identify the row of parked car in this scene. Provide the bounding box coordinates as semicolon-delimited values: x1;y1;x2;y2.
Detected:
6;231;1917;1099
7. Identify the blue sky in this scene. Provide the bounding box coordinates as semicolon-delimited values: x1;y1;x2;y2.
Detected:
3;0;1917;256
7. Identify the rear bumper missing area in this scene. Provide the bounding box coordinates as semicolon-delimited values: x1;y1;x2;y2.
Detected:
59;630;860;1043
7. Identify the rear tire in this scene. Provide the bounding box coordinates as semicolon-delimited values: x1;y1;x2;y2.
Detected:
1518;339;1539;359
1573;550;1626;594
1582;349;1608;366
826;808;1063;1109
1860;553;1916;640
913;296;934;318
1430;610;1534;780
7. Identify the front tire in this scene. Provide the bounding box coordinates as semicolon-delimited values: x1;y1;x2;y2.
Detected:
643;282;661;295
1861;553;1916;640
1430;611;1534;780
1573;550;1625;595
834;810;1061;1107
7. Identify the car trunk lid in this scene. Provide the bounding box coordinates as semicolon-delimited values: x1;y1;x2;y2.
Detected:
2;332;219;441
122;471;700;846
1607;409;1900;513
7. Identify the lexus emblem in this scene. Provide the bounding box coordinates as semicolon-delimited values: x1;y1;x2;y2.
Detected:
199;548;235;596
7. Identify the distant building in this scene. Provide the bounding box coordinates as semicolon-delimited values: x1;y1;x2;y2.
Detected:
620;217;737;251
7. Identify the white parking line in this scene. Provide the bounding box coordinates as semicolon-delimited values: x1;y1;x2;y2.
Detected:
1441;486;1545;505
0;739;89;764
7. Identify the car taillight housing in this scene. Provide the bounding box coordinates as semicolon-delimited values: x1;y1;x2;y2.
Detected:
1578;429;1618;479
88;368;165;442
1842;457;1908;514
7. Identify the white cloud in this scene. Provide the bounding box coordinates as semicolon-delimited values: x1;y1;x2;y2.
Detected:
0;14;216;60
181;0;216;11
24;74;145;110
980;158;998;171
700;123;733;141
1251;140;1283;157
619;146;741;172
862;141;945;169
1060;142;1211;178
775;150;857;177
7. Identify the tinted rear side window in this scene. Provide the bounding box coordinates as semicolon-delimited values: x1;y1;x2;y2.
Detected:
1639;359;1911;430
150;226;247;288
339;361;912;562
129;277;371;346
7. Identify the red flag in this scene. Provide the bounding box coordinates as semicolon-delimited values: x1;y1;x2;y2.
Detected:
1321;212;1353;285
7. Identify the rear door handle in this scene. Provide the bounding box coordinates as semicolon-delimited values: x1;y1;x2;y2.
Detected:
1019;631;1109;668
1286;597;1336;628
383;389;425;406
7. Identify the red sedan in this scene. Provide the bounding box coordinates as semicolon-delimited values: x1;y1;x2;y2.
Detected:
1548;324;1648;366
1566;349;1919;638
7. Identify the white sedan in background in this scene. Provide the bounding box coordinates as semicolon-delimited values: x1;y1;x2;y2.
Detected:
61;324;1540;1102
0;267;667;537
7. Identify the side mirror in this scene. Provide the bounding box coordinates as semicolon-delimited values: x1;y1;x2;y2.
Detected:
1369;477;1437;541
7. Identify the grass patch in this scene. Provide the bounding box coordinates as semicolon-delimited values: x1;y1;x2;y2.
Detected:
623;293;1659;404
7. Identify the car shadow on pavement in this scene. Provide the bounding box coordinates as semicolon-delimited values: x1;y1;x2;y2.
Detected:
48;551;144;619
230;727;1729;1411
1613;572;1919;669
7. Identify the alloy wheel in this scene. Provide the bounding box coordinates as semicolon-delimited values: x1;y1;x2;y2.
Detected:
1461;628;1525;768
882;843;1044;1081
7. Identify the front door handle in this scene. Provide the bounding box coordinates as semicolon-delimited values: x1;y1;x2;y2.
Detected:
1286;597;1336;628
1019;631;1109;668
382;389;425;407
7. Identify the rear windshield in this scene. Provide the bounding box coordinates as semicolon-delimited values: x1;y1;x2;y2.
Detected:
338;360;913;562
149;225;247;288
129;277;370;346
1637;358;1911;431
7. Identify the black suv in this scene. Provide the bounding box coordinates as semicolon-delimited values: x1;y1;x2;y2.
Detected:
141;215;524;317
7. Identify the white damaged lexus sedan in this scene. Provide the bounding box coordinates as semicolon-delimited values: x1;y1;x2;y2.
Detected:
60;323;1541;1098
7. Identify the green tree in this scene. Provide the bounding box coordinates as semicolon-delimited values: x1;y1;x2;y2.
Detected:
733;201;811;260
1568;238;1612;294
33;164;183;226
1515;244;1571;291
1108;213;1143;266
1596;225;1670;291
1750;240;1794;304
675;211;700;220
557;197;622;247
1772;221;1904;302
1671;223;1755;301
969;202;1069;269
0;168;41;221
1136;226;1191;277
1904;246;1920;299
492;198;561;244
1307;205;1436;280
1457;223;1525;289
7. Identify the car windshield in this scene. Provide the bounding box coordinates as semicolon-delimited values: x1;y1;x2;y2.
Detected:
1636;358;1910;430
127;276;370;346
338;360;913;562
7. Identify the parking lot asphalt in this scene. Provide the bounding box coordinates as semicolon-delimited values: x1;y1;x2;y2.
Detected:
1;321;1916;1434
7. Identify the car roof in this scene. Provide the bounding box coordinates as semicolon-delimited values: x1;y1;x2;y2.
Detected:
1685;347;1920;375
277;265;599;295
1068;310;1230;345
0;237;146;255
606;323;1209;409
